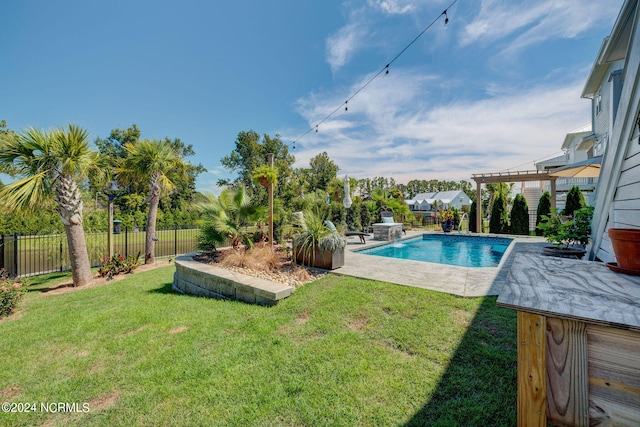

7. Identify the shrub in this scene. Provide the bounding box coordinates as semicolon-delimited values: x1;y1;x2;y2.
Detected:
359;202;372;229
489;193;509;234
0;271;25;317
98;253;141;279
469;200;484;233
221;249;258;270
539;206;594;249
535;191;552;236
248;246;281;271
346;203;362;231
563;186;585;217
510;194;530;235
318;232;348;253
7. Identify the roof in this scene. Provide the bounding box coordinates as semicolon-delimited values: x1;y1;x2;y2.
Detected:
561;124;592;150
536;154;567;170
582;38;612;98
582;0;638;98
406;190;471;205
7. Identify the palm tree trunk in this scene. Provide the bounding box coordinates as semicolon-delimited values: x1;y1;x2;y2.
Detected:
56;174;93;287
64;222;93;287
145;172;161;264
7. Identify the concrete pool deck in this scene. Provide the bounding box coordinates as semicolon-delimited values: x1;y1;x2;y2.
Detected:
335;230;547;297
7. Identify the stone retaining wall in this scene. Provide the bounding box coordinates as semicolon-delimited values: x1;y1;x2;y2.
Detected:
173;253;294;306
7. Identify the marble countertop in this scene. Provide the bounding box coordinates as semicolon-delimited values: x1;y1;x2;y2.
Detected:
497;253;640;330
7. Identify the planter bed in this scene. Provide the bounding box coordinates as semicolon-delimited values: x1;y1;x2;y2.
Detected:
173;253;294;306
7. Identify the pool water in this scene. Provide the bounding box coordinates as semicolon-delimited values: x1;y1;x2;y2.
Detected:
357;234;513;268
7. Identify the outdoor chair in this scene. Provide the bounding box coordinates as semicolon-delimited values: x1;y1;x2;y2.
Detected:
325;220;369;244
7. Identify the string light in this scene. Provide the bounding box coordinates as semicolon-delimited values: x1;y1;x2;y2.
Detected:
290;0;458;147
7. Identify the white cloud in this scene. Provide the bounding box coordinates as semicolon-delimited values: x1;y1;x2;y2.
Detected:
326;19;368;73
325;0;428;72
294;68;589;183
368;0;414;15
461;0;622;54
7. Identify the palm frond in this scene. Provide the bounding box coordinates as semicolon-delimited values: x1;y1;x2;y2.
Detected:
0;172;52;210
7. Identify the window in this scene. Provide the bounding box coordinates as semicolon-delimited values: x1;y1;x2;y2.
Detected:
595;89;602;116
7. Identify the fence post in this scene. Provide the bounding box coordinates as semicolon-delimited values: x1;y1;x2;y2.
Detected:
0;234;4;272
13;232;18;278
174;223;178;256
59;239;63;272
125;226;128;258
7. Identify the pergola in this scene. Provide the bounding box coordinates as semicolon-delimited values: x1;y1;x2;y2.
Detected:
471;170;557;233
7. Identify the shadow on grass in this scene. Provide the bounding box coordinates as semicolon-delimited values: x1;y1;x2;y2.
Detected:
404;241;545;426
147;282;177;295
25;272;73;292
404;297;517;425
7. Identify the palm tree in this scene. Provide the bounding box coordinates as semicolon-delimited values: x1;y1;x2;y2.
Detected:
117;139;183;264
198;186;266;250
0;125;98;286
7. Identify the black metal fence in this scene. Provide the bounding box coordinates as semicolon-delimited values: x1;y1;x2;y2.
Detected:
0;225;200;278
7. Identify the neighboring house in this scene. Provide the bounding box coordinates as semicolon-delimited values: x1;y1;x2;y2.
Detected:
590;0;640;262
534;124;599;210
405;190;472;212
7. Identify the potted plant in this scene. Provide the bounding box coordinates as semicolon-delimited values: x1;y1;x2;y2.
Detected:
608;228;640;273
252;164;278;188
539;206;594;259
441;209;456;233
289;210;346;270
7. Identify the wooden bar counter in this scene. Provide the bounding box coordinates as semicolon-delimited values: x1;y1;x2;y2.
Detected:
497;253;640;426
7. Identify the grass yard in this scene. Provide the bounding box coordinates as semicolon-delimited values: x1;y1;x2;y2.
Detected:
0;266;517;426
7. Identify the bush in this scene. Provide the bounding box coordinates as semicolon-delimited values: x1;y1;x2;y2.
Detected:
359;202;372;229
0;271;25;317
563;186;585;217
346;203;362;231
510;194;530;235
535;191;552;236
98;253;141;279
489;194;509;234
469;200;484;233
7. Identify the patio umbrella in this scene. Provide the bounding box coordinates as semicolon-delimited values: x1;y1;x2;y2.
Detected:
343;175;352;209
549;156;602;178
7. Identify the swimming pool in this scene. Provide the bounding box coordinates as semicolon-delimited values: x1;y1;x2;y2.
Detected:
357;234;513;268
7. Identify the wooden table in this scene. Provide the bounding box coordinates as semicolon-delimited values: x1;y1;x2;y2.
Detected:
497;253;640;426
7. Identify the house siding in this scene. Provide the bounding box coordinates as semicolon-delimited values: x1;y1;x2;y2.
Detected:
596;129;640;262
592;60;625;157
588;0;640;263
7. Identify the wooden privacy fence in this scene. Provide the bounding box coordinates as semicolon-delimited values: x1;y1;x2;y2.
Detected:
0;225;200;278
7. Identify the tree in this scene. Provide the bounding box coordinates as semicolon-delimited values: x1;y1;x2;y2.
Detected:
535;191;552;236
563;186;585;217
510;194;530;235
93;124;205;210
117;139;185;264
198;186;266;250
308;152;339;191
0;125;98;286
220;130;295;199
469;200;484;233
489;193;509;234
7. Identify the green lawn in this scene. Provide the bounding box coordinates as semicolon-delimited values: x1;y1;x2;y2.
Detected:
0;266;517;426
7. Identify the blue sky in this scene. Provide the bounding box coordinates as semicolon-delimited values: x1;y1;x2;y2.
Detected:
1;0;623;193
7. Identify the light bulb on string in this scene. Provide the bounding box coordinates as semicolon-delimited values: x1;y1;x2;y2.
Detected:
385;64;389;75
315;125;318;133
345;101;348;112
443;10;449;28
